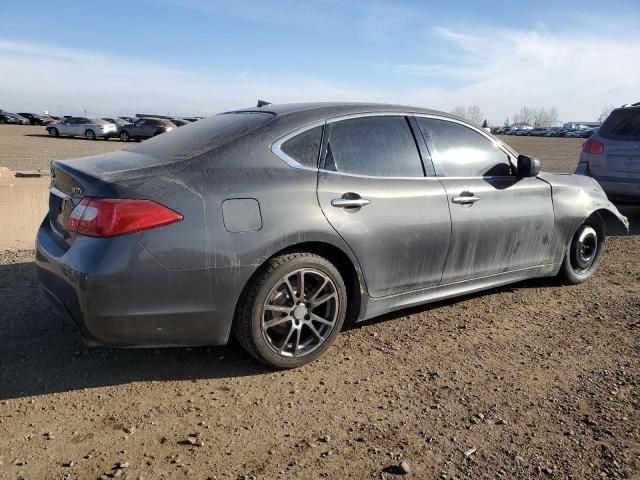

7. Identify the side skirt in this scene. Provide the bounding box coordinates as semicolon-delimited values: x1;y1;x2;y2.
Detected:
358;264;559;322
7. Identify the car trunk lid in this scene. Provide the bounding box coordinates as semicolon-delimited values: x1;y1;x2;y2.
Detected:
48;150;187;248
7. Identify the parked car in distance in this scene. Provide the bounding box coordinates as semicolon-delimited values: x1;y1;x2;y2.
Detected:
46;117;117;140
170;118;191;127
544;127;565;137
102;117;130;129
119;116;137;124
0;110;30;124
36;102;628;368
576;104;640;204
17;112;53;125
527;127;549;136
118;118;175;141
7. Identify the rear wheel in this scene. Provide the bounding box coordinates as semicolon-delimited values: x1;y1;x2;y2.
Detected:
234;252;347;369
49;127;59;137
119;131;129;142
85;129;96;140
559;222;604;284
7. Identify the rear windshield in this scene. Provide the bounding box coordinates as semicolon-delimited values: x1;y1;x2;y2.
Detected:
599;108;640;140
128;112;274;159
90;118;108;125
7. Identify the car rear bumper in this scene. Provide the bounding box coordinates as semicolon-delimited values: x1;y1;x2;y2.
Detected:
36;219;248;347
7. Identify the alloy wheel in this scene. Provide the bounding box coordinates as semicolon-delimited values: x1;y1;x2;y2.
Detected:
261;268;339;358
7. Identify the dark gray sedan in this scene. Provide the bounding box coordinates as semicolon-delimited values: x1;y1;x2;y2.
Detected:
36;103;628;368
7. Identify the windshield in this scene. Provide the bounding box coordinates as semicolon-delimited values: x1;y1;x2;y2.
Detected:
127;112;274;159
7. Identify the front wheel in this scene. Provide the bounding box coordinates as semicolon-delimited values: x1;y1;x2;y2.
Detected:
119;131;129;142
85;129;96;140
559;222;604;284
49;127;59;137
234;253;347;369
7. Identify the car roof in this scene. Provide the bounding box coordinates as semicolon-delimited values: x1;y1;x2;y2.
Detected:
228;102;463;123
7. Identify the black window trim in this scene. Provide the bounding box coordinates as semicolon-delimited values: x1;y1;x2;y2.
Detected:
413;114;517;179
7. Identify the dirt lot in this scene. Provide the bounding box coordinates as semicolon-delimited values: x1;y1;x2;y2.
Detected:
0;126;638;479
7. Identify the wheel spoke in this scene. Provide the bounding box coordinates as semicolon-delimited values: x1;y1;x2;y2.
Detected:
264;304;290;313
279;325;295;353
310;313;334;326
283;276;297;301
311;292;336;308
263;315;292;330
297;270;305;301
309;277;329;302
307;322;324;340
292;328;301;356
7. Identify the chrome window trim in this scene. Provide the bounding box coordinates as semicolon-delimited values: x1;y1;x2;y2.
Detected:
271;120;326;171
271;111;518;178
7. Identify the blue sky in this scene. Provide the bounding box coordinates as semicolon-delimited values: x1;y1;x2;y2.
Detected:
1;0;639;122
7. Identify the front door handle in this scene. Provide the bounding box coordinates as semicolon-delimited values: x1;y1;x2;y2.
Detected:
331;195;371;208
452;194;481;205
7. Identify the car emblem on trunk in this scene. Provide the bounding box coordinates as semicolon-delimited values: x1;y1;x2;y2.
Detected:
71;186;84;195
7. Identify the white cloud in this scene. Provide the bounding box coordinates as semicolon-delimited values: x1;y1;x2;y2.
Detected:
1;21;639;123
386;26;640;122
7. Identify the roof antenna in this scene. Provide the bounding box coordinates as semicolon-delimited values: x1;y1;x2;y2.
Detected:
257;100;272;107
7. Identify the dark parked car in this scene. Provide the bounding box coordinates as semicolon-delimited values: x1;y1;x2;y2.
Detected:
118;118;175;141
17;112;54;125
119;116;137;124
527;127;549;136
102;117;130;128
0;110;30;124
576;104;640;203
170;118;191;127
36;103;628;368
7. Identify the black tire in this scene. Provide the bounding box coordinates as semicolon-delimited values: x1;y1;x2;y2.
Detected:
559;220;605;285
233;252;347;369
119;131;129;142
85;129;96;140
0;118;6;124
49;127;59;137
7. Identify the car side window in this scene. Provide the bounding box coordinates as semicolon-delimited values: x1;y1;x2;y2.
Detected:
417;118;512;177
281;125;323;168
134;119;146;126
325;116;424;177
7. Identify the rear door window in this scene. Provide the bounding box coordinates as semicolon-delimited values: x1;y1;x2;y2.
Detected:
129;112;273;159
417;118;512;177
324;116;424;177
599;108;640;140
280;125;323;168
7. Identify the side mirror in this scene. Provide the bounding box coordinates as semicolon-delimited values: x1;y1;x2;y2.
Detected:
517;154;540;177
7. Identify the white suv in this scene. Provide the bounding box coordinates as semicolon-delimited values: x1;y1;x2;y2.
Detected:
576;104;640;204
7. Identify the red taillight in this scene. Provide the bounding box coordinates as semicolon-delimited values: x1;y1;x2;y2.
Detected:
67;197;183;238
582;139;604;155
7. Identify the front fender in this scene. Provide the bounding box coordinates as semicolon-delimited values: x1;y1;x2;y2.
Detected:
538;172;629;264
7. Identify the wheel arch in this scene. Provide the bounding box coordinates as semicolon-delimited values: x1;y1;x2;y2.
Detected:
233;240;365;329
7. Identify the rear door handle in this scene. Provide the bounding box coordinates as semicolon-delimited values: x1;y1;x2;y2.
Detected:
452;194;481;205
331;196;371;208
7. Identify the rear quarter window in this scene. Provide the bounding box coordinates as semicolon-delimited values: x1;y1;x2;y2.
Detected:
128;112;274;159
280;125;323;168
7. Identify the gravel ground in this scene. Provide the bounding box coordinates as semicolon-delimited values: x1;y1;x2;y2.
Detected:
0;127;638;479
